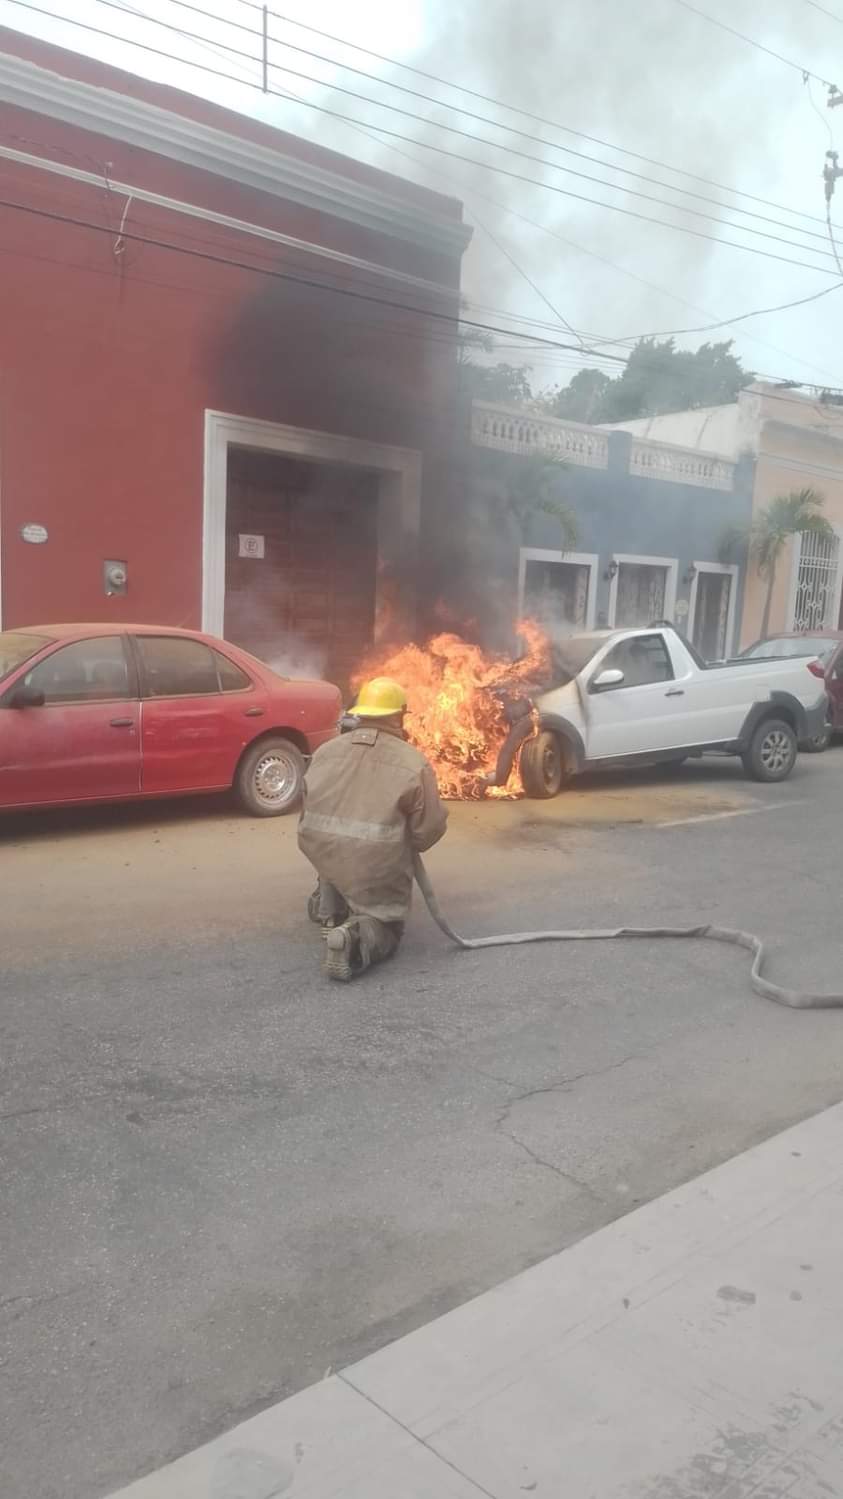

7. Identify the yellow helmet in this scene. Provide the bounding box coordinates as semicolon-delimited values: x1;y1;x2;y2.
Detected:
351;676;408;718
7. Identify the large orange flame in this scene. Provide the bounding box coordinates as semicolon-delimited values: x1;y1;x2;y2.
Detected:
354;620;551;799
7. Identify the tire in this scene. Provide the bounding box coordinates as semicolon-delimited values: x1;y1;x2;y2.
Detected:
235;737;306;816
520;731;568;799
741;718;798;783
802;714;832;753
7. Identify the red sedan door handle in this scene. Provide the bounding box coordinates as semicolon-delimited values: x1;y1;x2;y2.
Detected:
244;707;265;717
110;717;135;728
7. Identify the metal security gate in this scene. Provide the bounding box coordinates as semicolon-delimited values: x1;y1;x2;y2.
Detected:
523;559;590;632
615;563;666;627
792;530;841;632
692;570;732;660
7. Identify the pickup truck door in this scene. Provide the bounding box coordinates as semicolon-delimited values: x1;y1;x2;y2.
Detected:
584;632;696;758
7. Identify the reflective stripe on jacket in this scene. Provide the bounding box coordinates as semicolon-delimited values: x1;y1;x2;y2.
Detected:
298;723;448;921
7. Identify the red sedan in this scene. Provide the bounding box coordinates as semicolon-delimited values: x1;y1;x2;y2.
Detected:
0;624;341;816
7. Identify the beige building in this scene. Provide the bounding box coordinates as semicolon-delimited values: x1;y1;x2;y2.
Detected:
610;384;843;646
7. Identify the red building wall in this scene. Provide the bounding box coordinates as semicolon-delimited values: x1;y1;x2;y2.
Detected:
0;30;465;630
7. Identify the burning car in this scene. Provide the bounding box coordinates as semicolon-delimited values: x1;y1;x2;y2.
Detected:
359;622;828;799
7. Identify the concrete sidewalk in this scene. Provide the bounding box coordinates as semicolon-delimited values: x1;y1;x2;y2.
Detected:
110;1102;843;1499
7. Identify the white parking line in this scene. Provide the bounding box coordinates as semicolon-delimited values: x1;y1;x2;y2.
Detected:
657;800;807;830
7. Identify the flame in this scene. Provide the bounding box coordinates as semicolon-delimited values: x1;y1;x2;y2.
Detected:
353;620;551;799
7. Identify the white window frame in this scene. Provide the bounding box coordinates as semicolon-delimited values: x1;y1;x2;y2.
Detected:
518;548;599;630
202;411;421;639
607;553;678;628
687;561;739;658
785;523;843;633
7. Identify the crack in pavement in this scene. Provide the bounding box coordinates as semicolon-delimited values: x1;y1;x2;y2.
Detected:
497;1123;606;1199
489;1055;643;1201
0;1284;92;1325
507;1053;644;1105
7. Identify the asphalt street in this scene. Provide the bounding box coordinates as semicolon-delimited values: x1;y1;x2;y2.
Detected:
3;751;843;1499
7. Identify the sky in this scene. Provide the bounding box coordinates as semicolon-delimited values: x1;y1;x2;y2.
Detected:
2;0;843;393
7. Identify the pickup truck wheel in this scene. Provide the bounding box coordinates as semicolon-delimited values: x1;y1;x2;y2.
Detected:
742;718;797;782
236;736;305;816
520;731;568;798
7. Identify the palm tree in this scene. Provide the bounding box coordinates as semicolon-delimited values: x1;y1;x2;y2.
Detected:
722;489;833;638
751;490;833;638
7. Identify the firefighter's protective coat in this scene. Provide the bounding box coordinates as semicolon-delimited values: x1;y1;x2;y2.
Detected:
298;723;448;921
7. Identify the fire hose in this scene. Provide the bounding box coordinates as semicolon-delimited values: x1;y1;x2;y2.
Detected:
412;854;843;1011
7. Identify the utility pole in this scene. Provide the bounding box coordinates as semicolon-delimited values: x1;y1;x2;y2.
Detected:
824;150;843;203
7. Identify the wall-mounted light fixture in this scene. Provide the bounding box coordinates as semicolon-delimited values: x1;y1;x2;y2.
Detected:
604;558;618;581
683;563;698;585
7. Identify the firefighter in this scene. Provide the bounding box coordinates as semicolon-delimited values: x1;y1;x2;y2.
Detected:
298;677;448;982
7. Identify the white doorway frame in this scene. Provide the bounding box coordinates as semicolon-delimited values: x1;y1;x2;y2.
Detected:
607;553;678;627
687;561;739;657
518;547;599;629
202;411;422;636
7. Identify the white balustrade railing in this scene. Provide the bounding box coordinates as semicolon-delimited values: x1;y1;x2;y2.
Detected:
471;402;609;468
628;438;735;491
471;401;738;490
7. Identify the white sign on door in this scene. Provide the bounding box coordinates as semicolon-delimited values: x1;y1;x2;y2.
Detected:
238;534;265;559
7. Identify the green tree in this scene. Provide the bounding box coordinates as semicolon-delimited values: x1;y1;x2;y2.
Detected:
539;368;611;423
460;359;534;404
501;453;579;551
536;338;752;424
730;489;833;639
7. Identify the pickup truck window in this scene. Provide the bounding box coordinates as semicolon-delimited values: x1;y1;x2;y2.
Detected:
600;634;674;688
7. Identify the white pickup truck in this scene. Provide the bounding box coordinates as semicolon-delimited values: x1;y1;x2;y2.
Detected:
488;625;828;798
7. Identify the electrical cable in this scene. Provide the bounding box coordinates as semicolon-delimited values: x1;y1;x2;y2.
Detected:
802;0;843;26
233;0;843;234
7;188;842;401
585;281;843;347
805;74;836;148
120;0;843;251
666;0;837;89
87;0;843;261
342;114;843;383
412;855;843;1010
264;65;843;381
826;200;843;274
5;0;840;275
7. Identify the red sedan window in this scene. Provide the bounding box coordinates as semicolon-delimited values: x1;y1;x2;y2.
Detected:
0;631;50;680
213;650;252;692
24;637;131;704
137;637;219;697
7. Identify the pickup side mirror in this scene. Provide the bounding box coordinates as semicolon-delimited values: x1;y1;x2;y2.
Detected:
591;668;625;692
8;684;46;709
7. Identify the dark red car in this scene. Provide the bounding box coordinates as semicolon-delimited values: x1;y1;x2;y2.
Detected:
740;630;843;751
0;624;341;815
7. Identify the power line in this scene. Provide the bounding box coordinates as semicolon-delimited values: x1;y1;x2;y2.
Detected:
5;205;842;416
802;0;843;26
338;96;843;383
133;0;843;251
234;0;843;233
6;4;843;382
667;0;837;88
7;186;840;400
85;0;843;262
827;201;843;273
593;279;843;346
5;0;840;276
